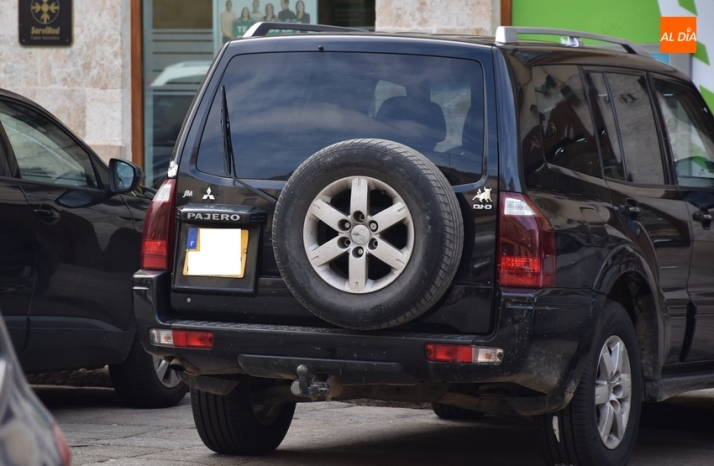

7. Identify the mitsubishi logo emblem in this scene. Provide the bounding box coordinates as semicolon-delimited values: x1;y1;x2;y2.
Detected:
202;187;215;200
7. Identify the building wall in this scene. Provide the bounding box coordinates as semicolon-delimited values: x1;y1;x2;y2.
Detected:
0;0;132;163
375;0;500;35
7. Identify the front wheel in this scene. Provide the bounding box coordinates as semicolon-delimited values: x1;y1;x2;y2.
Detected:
109;336;188;409
192;376;296;455
536;300;642;466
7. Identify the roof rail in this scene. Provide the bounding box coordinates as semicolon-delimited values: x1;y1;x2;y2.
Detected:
243;22;362;38
494;26;651;57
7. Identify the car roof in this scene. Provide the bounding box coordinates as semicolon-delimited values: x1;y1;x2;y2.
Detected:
237;27;683;78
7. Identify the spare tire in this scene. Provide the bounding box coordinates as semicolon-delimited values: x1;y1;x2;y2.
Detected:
273;139;463;330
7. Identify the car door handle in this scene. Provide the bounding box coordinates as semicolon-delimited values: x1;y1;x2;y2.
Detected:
33;204;61;224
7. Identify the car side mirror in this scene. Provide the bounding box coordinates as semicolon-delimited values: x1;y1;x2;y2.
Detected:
109;159;145;194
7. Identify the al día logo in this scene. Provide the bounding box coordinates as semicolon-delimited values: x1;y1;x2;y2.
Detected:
660;16;697;53
31;0;60;25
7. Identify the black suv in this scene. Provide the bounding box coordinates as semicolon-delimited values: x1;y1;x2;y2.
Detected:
135;24;714;465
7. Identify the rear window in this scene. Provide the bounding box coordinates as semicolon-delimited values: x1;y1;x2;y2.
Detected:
196;52;484;184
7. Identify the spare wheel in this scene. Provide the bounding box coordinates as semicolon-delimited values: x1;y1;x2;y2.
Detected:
272;139;464;330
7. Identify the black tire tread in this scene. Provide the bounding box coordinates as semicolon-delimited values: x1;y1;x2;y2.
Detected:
191;379;296;455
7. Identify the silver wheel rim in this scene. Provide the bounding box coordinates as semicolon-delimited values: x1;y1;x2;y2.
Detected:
153;356;182;388
303;176;414;293
595;335;632;450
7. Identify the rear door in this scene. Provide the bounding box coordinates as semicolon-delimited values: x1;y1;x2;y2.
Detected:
169;43;498;335
584;70;692;364
652;75;714;362
0;120;34;354
0;98;137;372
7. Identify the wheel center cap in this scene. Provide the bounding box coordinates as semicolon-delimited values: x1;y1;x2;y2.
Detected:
350;225;370;245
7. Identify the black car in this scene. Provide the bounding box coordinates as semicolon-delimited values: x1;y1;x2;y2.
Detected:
0;89;186;408
134;24;714;465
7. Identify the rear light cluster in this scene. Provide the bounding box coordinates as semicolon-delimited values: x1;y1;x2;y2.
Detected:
149;329;214;349
141;179;177;270
425;343;504;364
497;193;556;287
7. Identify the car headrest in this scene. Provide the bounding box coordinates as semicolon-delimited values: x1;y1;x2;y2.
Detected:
375;96;446;153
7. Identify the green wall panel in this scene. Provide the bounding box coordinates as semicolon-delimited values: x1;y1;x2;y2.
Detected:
511;0;661;43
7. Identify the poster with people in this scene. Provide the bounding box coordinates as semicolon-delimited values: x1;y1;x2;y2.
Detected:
215;0;317;50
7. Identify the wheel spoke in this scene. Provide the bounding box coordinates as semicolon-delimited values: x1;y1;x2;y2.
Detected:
600;348;615;380
615;374;632;399
350;177;369;218
595;383;609;405
371;202;409;232
156;359;170;381
599;403;615;442
310;199;348;231
348;253;368;292
611;340;624;375
613;404;626;438
308;237;345;267
167;368;180;386
370;240;408;271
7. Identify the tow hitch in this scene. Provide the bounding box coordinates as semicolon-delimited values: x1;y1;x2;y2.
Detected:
290;364;343;401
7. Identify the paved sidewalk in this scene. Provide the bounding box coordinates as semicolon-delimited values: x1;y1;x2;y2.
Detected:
36;386;714;466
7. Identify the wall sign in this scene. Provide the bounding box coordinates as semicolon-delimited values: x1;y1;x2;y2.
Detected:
19;0;73;46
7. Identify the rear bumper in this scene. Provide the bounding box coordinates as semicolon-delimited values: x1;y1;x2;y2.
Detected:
134;270;603;415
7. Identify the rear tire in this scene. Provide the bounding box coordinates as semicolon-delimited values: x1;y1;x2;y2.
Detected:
109;336;188;409
432;403;485;421
191;376;296;455
535;300;642;466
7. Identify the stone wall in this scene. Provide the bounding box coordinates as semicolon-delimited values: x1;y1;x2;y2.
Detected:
0;0;132;163
375;0;500;35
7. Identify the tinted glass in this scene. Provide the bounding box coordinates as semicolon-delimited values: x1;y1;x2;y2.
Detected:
654;79;714;188
197;52;484;183
533;65;601;177
585;72;625;180
607;73;664;184
0;101;98;188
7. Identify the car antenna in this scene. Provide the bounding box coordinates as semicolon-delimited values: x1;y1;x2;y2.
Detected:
221;85;276;204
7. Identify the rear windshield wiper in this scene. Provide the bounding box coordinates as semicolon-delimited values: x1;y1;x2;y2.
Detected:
221;85;276;204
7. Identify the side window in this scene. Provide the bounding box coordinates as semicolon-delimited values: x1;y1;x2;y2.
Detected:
585;72;626;180
606;73;665;184
533;65;601;177
654;79;714;188
0;123;17;178
0;101;98;188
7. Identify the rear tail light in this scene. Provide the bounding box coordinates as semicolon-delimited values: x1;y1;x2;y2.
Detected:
149;329;214;349
497;193;556;287
141;179;177;270
425;343;503;364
